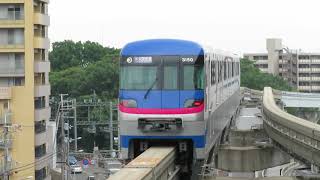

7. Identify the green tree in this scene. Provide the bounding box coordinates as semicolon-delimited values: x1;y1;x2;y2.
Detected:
240;58;293;91
50;40;120;71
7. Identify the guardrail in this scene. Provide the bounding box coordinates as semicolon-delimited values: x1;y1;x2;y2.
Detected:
108;147;179;180
262;87;320;167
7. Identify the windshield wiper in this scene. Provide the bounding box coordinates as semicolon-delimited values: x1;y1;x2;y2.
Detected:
144;78;158;99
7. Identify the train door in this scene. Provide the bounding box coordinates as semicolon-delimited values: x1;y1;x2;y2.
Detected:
161;56;180;108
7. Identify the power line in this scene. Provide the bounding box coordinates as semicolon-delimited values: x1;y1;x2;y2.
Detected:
1;150;60;175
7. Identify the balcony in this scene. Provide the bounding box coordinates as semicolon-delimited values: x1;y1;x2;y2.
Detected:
298;86;320;91
254;60;268;64
299;77;320;82
0;133;12;149
0;158;15;174
0;44;24;53
298;68;320;73
34;61;50;73
35;155;49;170
0;67;24;77
35;145;49;170
35;84;50;97
299;59;320;64
0;0;24;3
0;111;11;125
34;37;50;49
0;19;24;28
0;87;12;100
34;13;50;26
35;130;47;146
35;107;51;122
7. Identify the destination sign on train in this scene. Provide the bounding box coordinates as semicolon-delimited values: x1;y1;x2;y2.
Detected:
126;57;153;64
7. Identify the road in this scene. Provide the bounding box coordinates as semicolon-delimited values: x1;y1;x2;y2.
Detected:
69;164;108;180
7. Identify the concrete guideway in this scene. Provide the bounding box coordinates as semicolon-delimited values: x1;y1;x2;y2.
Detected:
262;87;320;169
108;147;179;180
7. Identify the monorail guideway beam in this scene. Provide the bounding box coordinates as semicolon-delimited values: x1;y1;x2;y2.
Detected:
262;87;320;169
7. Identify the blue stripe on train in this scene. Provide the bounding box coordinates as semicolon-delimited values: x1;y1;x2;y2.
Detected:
120;135;206;148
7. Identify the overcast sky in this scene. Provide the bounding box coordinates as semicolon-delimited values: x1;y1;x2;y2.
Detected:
50;0;320;54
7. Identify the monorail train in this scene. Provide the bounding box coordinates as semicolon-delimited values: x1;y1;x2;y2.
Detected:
118;39;240;174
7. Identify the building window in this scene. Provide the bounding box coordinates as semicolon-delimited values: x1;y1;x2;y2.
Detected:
34;1;47;14
35;120;46;134
253;56;268;60
14;77;24;86
35;144;46;158
34;25;47;38
35;73;46;85
35;167;47;180
35;96;46;109
7;5;22;20
299;64;309;68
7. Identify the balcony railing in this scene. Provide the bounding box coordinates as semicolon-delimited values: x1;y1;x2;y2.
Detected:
0;19;24;28
0;87;12;99
34;37;50;49
35;123;46;134
0;67;24;75
0;0;24;4
0;111;12;125
34;61;50;73
35;145;46;159
0;44;24;52
34;13;50;26
0;158;15;174
0;133;12;149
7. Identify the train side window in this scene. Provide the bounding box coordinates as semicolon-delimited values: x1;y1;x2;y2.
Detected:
229;62;232;78
217;61;220;83
232;62;234;77
210;61;213;85
228;62;231;79
211;61;216;85
224;61;227;80
219;61;222;82
235;62;238;76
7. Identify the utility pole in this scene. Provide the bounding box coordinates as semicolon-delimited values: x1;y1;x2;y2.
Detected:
74;99;78;152
60;94;68;180
109;101;113;151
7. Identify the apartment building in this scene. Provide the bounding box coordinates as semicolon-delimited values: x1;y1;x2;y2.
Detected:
244;39;320;93
0;1;53;180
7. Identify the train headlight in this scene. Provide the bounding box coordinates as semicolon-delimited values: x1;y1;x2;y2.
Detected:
184;99;203;108
120;99;137;108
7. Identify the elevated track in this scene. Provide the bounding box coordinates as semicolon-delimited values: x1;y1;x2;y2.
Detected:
262;87;320;169
109;87;320;179
108;147;180;180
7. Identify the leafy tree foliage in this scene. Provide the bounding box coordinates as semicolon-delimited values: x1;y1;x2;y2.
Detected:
50;55;119;99
240;58;293;91
50;40;120;152
50;40;119;71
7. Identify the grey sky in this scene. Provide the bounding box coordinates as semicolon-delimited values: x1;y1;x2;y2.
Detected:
50;0;320;54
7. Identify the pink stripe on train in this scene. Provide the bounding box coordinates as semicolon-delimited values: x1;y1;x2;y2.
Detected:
119;104;204;114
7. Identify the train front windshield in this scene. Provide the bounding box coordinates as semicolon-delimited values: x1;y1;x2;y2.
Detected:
120;56;204;91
